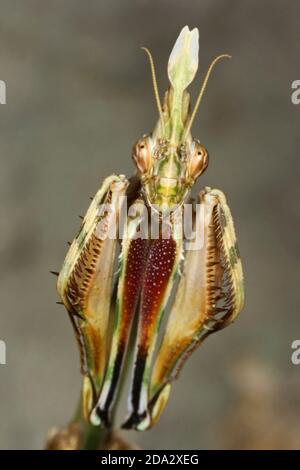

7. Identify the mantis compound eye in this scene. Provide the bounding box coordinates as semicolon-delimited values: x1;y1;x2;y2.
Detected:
187;141;209;181
132;137;153;174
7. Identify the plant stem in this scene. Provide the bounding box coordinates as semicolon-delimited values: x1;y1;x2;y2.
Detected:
80;421;111;450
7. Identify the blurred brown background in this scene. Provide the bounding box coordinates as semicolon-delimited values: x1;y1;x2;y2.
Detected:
0;0;300;449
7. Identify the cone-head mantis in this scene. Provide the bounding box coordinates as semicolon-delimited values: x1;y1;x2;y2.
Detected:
56;26;245;431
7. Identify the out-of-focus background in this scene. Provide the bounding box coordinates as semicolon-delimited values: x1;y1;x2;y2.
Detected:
0;0;300;449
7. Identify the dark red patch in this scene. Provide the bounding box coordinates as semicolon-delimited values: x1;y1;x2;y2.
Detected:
123;237;178;428
120;238;150;344
139;237;177;350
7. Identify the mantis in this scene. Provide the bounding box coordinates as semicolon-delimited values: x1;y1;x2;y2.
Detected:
55;26;245;431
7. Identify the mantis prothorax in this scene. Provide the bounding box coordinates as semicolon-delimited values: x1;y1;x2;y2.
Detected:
56;26;245;431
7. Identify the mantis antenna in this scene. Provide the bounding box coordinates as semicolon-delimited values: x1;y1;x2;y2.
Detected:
184;54;232;140
141;47;165;135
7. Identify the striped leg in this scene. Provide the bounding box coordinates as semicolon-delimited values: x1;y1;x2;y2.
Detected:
122;211;183;430
90;199;151;427
57;175;129;420
146;187;245;428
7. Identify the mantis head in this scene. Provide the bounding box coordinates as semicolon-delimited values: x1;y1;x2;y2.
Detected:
132;25;231;210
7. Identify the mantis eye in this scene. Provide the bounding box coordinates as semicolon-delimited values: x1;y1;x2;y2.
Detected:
132;137;152;174
187;141;209;181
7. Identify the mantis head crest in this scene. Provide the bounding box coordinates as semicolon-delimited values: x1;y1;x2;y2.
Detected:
134;26;231;209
